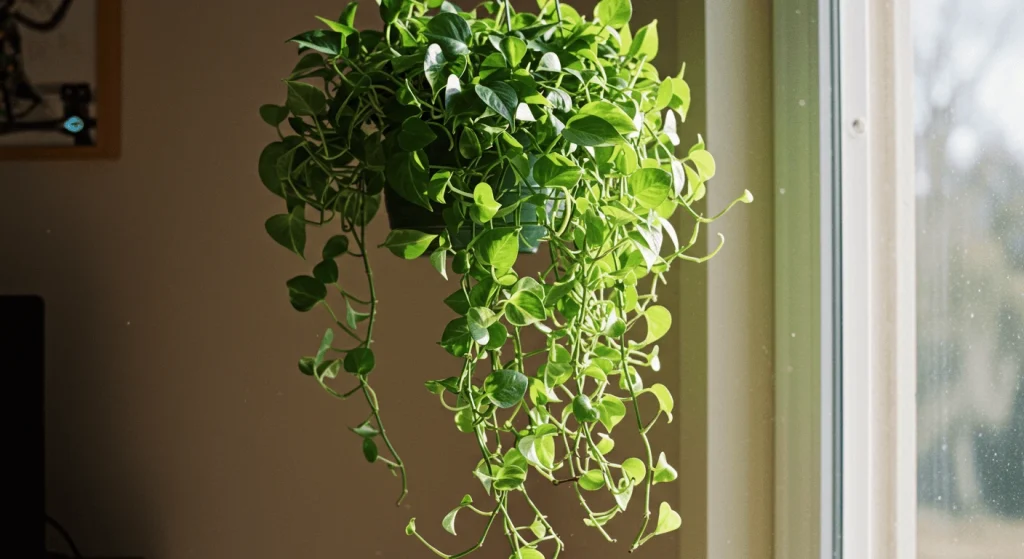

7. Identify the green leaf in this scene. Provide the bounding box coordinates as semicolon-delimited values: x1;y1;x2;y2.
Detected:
646;383;675;422
514;548;545;559
467;307;497;345
344;347;375;375
441;318;473;356
284;81;326;116
517;433;556;469
572;394;600;423
628;20;659;61
484;369;529;408
471;183;502;223
345;299;370;329
545;90;572;115
286;276;326;312
597;0;633;28
265;206;306;257
299;356;315;376
429;249;448;280
596;433;615;455
444;74;462;108
597;395;627;431
362;437;379;462
287;29;343;55
477;227;519;272
622;457;647;483
455;408;475;433
460;129;482;159
322;235;349;259
578;101;637;135
424;43;448;96
387;150;432;210
382;229;438;259
537;51;562;72
399;117;437;151
642;305;672;345
475;83;519;125
543;274;576;307
405;517;416;536
339;2;358;26
505;290;546;326
314;15;356;34
426;11;472;41
493;464;527;491
654;502;682;535
259;104;289;127
428;171;451;204
529;517;547;539
689;149;716;179
379;0;408;23
258;142;289;197
505;448;528;471
350;422;379;438
316;359;341;379
580;469;605;491
614;478;634;510
315;328;334;366
313;259;339;284
500;36;528;67
290;53;325;77
563;115;623;147
444;289;471;315
534;153;582;188
630;168;673;209
442;504;463;535
483;322;509;350
425;376;460;395
653;452;679;484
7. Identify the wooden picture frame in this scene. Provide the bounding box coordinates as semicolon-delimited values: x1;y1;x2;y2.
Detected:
0;0;121;160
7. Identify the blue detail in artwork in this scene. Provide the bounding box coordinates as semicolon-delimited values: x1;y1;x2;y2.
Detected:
63;116;85;133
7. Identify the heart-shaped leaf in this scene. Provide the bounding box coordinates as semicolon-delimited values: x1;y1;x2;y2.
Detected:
471;183;502;223
382;229;438;259
475;83;519;125
265;206;306;257
484;369;528;408
654;501;682;535
653;452;679;484
572;394;600;423
286;276;326;312
344;347;375;375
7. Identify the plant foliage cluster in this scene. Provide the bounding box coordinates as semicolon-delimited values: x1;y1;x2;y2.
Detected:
258;0;751;556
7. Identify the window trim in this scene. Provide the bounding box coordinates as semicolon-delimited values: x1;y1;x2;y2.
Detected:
774;1;917;558
838;1;917;558
772;0;828;557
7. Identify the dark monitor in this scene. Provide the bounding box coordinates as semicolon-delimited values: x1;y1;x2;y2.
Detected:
0;296;45;556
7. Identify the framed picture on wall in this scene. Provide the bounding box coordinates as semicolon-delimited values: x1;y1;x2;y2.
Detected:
0;0;121;160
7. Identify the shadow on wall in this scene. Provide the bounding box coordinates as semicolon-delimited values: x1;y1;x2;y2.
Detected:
0;181;158;555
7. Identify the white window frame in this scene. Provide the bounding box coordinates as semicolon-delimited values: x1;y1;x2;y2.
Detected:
774;1;917;558
839;0;917;557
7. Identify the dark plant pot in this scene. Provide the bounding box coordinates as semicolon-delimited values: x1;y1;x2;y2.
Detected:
380;140;558;254
382;184;552;255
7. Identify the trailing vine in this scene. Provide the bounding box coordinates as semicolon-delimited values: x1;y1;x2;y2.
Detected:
257;0;751;556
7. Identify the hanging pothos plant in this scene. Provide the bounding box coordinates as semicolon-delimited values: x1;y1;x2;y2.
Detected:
258;0;751;556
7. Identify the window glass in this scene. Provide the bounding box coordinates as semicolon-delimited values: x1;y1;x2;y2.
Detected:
914;1;1024;557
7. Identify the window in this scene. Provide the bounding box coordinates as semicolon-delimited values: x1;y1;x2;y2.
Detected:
913;1;1024;557
775;1;1022;558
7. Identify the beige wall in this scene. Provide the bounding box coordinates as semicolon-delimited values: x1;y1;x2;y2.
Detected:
0;1;703;558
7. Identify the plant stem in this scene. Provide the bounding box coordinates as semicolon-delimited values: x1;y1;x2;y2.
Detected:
355;220;408;505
